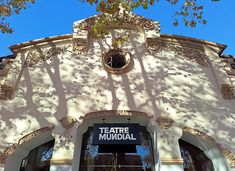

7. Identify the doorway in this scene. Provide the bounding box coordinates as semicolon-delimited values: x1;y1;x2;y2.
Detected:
79;126;154;171
179;139;214;171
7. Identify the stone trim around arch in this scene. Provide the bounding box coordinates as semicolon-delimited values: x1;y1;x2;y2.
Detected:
180;126;234;169
79;110;153;121
0;126;54;165
73;110;158;171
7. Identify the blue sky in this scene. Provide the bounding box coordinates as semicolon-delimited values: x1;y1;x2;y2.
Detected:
1;0;235;57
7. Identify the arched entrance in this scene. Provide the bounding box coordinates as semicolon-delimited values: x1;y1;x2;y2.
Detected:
79;126;154;171
19;139;55;171
4;127;54;171
179;139;214;171
72;110;159;171
179;128;230;171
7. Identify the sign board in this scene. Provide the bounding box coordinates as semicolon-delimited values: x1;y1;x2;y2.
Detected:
92;123;141;145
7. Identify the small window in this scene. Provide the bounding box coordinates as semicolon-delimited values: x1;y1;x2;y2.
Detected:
107;53;126;68
102;49;133;74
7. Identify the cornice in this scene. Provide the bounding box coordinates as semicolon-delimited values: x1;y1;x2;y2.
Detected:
9;34;73;54
160;34;226;55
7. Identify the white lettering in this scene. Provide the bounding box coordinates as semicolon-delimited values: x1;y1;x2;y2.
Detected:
124;127;129;133
99;134;106;140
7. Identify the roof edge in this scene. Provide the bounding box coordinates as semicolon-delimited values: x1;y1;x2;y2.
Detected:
9;34;73;54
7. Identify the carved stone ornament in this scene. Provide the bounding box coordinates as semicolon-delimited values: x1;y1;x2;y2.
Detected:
0;84;14;100
221;84;235;99
149;42;210;67
181;126;216;144
59;116;77;129
217;145;235;166
156;116;174;129
147;38;161;54
0;58;11;76
77;12;159;32
0;127;53;163
78;17;95;30
26;46;69;66
73;41;87;54
79;110;153;121
221;57;235;76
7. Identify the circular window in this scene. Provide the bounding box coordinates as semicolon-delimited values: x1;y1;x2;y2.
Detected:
102;49;133;74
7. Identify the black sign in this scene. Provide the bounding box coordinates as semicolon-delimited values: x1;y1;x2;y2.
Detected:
92;123;141;145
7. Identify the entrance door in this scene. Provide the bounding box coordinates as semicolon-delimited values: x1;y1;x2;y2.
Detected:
179;139;215;171
79;126;154;171
87;153;145;171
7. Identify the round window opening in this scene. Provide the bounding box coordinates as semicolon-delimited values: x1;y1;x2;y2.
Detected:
103;49;133;74
107;53;126;68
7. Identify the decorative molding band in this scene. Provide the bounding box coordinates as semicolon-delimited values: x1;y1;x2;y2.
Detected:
217;144;235;167
221;84;235;99
161;158;184;165
0;84;14;100
147;40;210;67
72;40;87;54
80;110;153;121
50;159;72;165
220;57;235;76
181;126;216;144
0;127;53;163
76;13;159;33
0;58;12;76
26;46;70;66
146;38;161;54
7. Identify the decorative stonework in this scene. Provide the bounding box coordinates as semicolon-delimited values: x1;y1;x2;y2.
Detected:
0;58;12;76
181;126;216;144
221;84;235;99
156;116;174;129
148;41;209;67
73;41;87;54
78;17;95;30
0;127;53;163
217;145;235;166
220;57;235;76
80;110;153;121
0;84;14;100
26;46;70;66
77;12;159;32
147;38;161;54
161;158;184;164
59;116;78;129
0;144;16;164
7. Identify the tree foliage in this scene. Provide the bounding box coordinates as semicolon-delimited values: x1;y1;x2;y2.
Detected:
82;0;220;27
0;0;220;33
0;0;35;33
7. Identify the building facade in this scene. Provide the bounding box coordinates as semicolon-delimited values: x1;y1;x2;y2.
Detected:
0;12;235;171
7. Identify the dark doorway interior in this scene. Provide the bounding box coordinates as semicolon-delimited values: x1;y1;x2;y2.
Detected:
19;139;55;171
179;139;215;171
